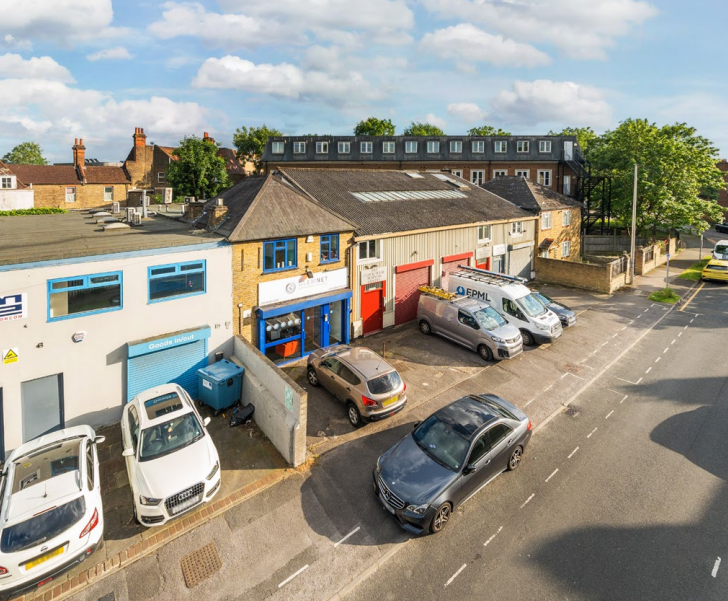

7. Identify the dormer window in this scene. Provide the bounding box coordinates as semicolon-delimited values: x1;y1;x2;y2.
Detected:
271;141;285;154
293;142;306;154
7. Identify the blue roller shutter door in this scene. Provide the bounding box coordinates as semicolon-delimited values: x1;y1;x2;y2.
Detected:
127;339;208;402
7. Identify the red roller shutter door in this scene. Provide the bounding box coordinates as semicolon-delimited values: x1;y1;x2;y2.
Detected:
394;266;430;325
441;252;473;291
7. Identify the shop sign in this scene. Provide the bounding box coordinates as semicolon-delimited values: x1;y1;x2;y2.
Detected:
259;268;348;307
127;326;212;358
493;244;507;256
360;266;387;286
2;348;18;364
475;246;491;260
0;293;27;322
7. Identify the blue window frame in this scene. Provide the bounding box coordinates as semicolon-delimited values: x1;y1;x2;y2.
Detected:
263;239;297;272
48;271;122;321
148;260;206;303
320;234;339;263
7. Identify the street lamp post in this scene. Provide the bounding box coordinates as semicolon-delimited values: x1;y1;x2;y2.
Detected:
630;163;638;285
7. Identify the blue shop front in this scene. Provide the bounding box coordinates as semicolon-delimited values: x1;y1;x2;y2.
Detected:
256;267;352;365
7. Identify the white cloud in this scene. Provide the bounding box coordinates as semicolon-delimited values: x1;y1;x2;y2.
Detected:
0;53;74;82
1;34;32;51
421;0;657;59
448;102;488;123
492;80;613;127
422;24;550;68
426;113;447;129
86;46;133;61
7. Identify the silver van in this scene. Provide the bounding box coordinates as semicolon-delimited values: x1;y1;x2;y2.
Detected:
416;288;523;361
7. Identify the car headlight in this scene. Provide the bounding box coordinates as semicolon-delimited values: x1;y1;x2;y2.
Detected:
207;460;220;481
490;336;505;343
536;322;550;331
406;503;430;515
139;495;162;506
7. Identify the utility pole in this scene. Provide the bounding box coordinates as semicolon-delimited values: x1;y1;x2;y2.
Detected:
630;163;638;285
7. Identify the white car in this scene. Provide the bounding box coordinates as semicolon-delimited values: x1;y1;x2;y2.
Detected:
0;426;104;600
121;383;221;527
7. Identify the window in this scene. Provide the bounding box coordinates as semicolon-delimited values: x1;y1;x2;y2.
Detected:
263;239;297;272
0;176;14;189
468;432;492;465
157;172;165;183
320;234;340;263
450;140;462;153
451;169;463;178
339;365;362;386
458;310;478;329
538;170;552;186
128;407;139;449
515;169;530;178
427;141;440;153
562;210;572;226
471;170;485;186
502;298;524;320
540;250;549;259
487;423;513;447
48;271;122;320
510;221;523;236
338;141;350;154
494;141;507;153
539;140;552;153
541;212;552;230
86;444;95;490
562;240;571;257
271;141;285;154
148;260;205;302
382;141;395;154
65;186;76;203
477;225;491;242
563;174;572;195
293;141;306;154
516;141;529;153
405;141;418;153
316;141;329;154
104;186;113;202
471;140;484;153
492;169;507;178
358;239;379;261
360;141;373;154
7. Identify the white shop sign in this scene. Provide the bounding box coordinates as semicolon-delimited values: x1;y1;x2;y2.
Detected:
360;266;387;286
475;246;491;260
493;244;507;257
259;267;348;307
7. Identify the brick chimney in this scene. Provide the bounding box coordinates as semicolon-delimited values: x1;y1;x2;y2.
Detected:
133;127;147;147
207;198;228;231
72;138;86;168
203;131;215;145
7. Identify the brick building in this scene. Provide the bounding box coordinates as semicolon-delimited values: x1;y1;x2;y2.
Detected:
5;139;130;209
262;135;586;198
195;175;356;365
483;175;583;261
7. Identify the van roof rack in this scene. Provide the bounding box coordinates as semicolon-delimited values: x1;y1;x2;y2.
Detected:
453;265;528;287
418;285;459;300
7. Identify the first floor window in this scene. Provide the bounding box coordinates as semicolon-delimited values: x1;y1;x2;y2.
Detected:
338;141;350;154
405;141;418;153
492;169;507;178
320;234;340;263
538;170;552;187
540;250;549;258
471;141;485;153
471;170;485;185
264;238;297;271
65;186;76;202
450;140;462;153
104;186;113;202
515;169;530;178
148;260;205;302
542;212;552;230
562;209;572;226
427;141;440;153
157;172;165;183
316;141;329;154
510;221;523;235
358;239;379;261
539;140;552;153
561;240;571;257
293;141;306;154
360;141;373;154
382;141;395;154
516;141;529;153
271;141;285;154
477;224;491;242
0;176;14;189
48;272;122;320
563;175;572;195
494;141;507;153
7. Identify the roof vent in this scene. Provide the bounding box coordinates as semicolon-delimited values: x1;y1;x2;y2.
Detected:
103;222;131;231
404;171;424;179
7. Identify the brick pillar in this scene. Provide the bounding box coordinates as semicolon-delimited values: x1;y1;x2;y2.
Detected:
207;198;228;230
133;127;147;147
72;138;86;168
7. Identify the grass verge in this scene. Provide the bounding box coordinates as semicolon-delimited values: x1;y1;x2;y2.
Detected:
0;208;67;216
648;287;681;304
678;258;710;281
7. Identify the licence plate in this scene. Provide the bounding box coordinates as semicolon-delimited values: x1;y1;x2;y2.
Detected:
379;494;395;515
383;396;399;408
25;546;65;570
170;494;202;515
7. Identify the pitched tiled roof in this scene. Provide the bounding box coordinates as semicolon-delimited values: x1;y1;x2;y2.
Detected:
482;175;582;213
279;168;532;237
7;164;129;186
216;148;246;176
83;166;129;184
202;175;356;242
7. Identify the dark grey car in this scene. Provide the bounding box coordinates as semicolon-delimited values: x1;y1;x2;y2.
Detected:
373;394;531;534
532;291;577;328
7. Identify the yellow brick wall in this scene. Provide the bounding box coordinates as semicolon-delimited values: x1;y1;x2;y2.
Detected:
537;207;582;261
33;183;129;210
232;232;354;347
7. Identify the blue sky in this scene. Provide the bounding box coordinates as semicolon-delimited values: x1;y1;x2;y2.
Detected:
0;0;725;163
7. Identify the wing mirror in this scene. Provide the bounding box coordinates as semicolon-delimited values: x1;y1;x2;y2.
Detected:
413;421;421;429
122;448;135;457
203;417;211;427
94;435;106;445
463;464;477;475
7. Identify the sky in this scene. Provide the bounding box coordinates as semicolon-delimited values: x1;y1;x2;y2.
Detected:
0;0;726;164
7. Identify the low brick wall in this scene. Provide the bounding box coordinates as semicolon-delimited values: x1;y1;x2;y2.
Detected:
535;256;626;294
635;238;676;276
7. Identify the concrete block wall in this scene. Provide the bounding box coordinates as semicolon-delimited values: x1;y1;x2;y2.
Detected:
232;335;307;466
535;256;625;294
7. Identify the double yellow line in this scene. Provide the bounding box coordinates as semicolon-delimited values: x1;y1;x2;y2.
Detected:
680;281;705;312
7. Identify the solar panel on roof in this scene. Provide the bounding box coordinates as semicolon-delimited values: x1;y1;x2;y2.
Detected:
351;190;467;202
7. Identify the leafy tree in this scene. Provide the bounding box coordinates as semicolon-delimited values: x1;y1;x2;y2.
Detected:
588;119;724;236
548;127;599;158
233;125;282;174
2;142;47;165
403;122;444;136
353;117;396;136
467;125;512;136
166;136;230;200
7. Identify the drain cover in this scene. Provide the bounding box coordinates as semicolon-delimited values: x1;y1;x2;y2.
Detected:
180;542;222;588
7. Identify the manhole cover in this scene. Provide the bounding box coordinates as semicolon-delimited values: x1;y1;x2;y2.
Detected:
565;406;580;418
562;363;582;375
181;542;222;588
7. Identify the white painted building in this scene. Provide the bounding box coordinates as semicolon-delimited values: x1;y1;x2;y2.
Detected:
0;170;33;210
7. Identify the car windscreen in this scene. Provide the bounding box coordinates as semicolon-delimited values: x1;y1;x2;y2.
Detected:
517;293;548;318
533;291;554;306
367;371;402;395
1;496;86;553
716;245;728;255
413;414;470;472
708;263;728;271
139;413;203;461
473;306;507;331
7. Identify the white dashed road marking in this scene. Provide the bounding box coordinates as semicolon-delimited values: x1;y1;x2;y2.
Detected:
445;564;467;587
484;526;503;547
636;378;643;384
620;395;628;404
279;565;309;588
655;357;661;363
612;333;618;338
520;494;535;509
691;319;695;324
334;526;361;547
646;367;652;374
713;557;721;578
545;469;559;482
524;398;535;407
605;410;614;419
663;347;669;354
568;447;579;459
671;339;676;345
587;428;598;438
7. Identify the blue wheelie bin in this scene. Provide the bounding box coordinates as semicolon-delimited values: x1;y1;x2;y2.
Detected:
197;359;244;413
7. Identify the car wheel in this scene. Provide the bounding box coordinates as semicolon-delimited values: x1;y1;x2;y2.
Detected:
430;502;452;534
347;402;364;428
477;344;493;362
507;445;524;471
307;367;320;387
520;329;535;347
132;502;141;525
419;320;432;335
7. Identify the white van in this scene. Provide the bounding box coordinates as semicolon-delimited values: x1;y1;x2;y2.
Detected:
447;267;562;346
712;240;728;260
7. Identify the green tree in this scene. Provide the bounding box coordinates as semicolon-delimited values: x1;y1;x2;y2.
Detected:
2;142;47;165
548;126;599;158
166;136;230;200
467;125;511;136
232;125;282;174
403;122;444;136
353;117;396;136
588;119;724;236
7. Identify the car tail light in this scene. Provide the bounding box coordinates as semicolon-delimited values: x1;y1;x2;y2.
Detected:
362;395;377;407
403;383;407;393
0;567;7;576
79;508;99;538
527;420;532;431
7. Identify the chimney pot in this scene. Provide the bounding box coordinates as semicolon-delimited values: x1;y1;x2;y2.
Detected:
216;198;223;206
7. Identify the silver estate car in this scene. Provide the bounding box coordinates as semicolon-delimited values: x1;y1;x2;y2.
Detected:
307;345;407;427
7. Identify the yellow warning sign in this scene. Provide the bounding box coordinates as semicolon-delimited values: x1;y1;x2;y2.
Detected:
2;348;18;364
